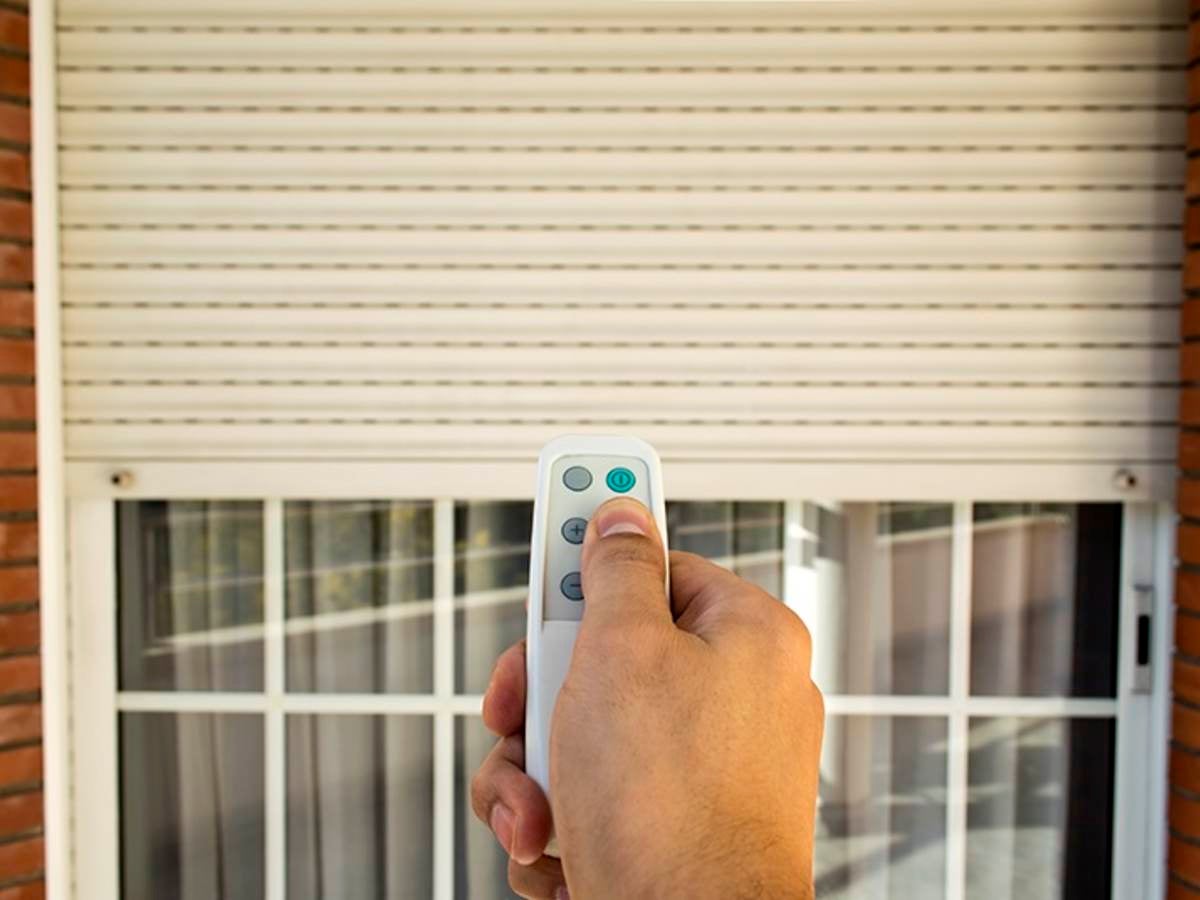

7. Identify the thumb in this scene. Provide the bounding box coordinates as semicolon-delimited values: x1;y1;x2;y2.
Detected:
577;497;671;638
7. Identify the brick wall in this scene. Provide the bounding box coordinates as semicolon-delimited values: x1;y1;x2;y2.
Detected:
1177;4;1200;897
0;2;39;898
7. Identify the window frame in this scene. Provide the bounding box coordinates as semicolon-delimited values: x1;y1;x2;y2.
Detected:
64;491;1173;900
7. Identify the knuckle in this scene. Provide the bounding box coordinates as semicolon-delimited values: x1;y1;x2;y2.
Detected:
772;603;813;659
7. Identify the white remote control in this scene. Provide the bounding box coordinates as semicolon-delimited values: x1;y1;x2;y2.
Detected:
525;435;669;810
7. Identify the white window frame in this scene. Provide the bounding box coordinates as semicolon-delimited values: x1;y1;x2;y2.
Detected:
61;489;1172;900
29;2;1177;897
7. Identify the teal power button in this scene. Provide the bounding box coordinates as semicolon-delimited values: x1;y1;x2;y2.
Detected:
606;467;636;493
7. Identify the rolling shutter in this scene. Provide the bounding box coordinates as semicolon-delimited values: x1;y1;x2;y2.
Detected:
54;0;1185;469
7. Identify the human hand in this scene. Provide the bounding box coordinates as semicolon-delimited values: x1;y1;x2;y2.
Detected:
471;497;824;899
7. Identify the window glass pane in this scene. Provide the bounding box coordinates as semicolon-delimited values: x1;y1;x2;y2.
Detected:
285;501;434;694
970;504;1120;697
803;503;951;696
455;501;532;695
817;715;947;899
966;717;1115;900
287;714;434;899
666;501;784;596
455;716;519;900
118;501;264;692
120;712;264;900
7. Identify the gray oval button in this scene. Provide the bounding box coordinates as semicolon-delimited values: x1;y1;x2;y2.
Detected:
561;517;588;545
560;571;584;601
562;466;592;492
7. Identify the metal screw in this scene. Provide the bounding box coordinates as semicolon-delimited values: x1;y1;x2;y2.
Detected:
1112;468;1137;491
110;470;134;489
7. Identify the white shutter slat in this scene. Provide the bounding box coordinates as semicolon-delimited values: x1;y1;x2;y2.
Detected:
63;423;1173;463
63;345;1175;383
56;0;1183;469
66;384;1178;424
60;268;1179;307
58;110;1186;149
58;69;1181;107
60;189;1181;228
54;26;1186;68
61;305;1175;344
58;228;1182;267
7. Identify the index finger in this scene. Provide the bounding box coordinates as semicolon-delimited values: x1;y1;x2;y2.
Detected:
482;639;527;738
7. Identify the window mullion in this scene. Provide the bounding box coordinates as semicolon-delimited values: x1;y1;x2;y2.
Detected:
264;498;286;900
433;499;456;900
945;500;973;900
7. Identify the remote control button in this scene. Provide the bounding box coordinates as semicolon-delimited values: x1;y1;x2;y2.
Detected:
606;466;636;493
560;571;584;601
562;466;593;492
561;517;588;545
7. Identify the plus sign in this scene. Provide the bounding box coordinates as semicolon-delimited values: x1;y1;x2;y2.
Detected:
569;522;584;539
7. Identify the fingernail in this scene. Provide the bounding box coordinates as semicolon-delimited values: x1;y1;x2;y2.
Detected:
490;805;516;856
595;499;650;539
554;887;570;900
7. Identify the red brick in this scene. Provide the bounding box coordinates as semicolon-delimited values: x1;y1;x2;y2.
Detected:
1181;572;1200;615
0;883;43;900
1178;702;1200;751
1182;479;1200;519
1182;615;1200;660
1185;160;1200;207
0;432;34;468
0;340;30;379
0;477;34;512
0;837;40;883
0;340;31;377
0;246;33;284
0;291;29;329
1174;790;1200;840
1169;879;1200;900
0;705;38;746
0;341;31;379
0;151;30;193
0;11;29;55
0;521;35;561
0;568;35;605
1186;301;1200;339
0;611;36;653
0;386;33;422
0;791;40;837
1184;344;1200;382
0;201;32;243
0;656;38;695
0;104;29;148
1178;657;1200;706
0;59;28;101
1174;835;1200;889
0;746;40;790
1181;523;1200;567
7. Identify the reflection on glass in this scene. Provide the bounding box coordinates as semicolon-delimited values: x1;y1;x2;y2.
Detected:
120;713;264;900
286;501;434;694
817;716;947;899
287;714;433;900
455;716;519;900
455;501;532;694
666;501;784;596
118;501;264;692
799;503;951;696
965;717;1114;899
970;504;1120;697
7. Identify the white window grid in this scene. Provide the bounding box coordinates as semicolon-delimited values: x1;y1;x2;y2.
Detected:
66;497;1172;900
